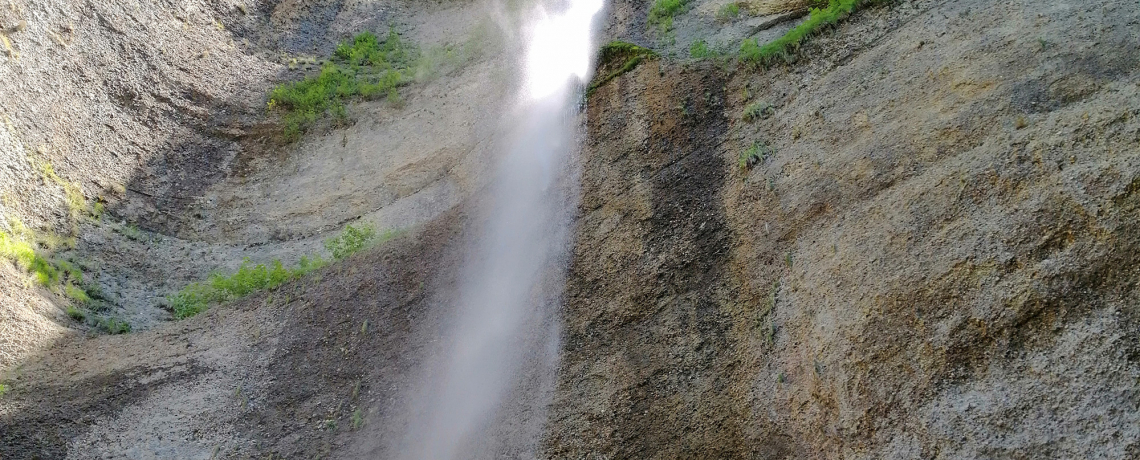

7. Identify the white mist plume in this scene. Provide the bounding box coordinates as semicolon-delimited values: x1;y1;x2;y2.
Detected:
401;0;605;458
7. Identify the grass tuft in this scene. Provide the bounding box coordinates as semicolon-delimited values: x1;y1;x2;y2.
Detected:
324;224;378;260
689;39;720;59
742;100;775;121
1;227;83;288
717;2;742;21
739;141;773;171
751;0;822;15
97;317;131;334
66;304;86;321
739;0;888;67
168;224;399;319
169;258;317;319
64;283;90;305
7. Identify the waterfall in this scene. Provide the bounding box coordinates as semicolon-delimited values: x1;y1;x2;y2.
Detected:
403;0;605;458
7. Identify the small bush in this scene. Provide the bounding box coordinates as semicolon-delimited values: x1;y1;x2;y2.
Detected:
269;30;416;140
0;383;8;397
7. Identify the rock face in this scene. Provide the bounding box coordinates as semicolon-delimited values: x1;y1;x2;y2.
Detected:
544;0;1140;457
2;0;1139;458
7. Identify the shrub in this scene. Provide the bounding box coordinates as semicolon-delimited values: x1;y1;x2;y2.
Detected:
269;30;416;140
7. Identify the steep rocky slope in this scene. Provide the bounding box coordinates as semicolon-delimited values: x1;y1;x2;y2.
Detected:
0;0;507;369
2;0;1139;458
545;0;1140;457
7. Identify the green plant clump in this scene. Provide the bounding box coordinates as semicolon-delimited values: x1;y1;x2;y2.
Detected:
689;39;719;59
168;258;318;319
66;304;86;321
742;100;775;121
649;0;689;31
717;2;742;21
324;224;379;260
0;230;37;272
1;228;83;289
168;224;397;319
587;41;659;97
739;141;773;171
269;30;415;140
739;0;888;66
98;317;132;335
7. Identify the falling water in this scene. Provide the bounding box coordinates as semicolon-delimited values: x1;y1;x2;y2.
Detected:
402;0;605;458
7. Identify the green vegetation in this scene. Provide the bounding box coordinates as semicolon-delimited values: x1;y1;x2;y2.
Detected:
3;216;123;334
324;224;378;260
168;257;322;319
97;317;131;335
739;141;773;171
351;409;365;430
41;163;87;229
717;2;742;21
689;39;720;59
0;228;37;273
0;383;8;397
118;224;144;241
742;100;774;121
1;220;83;290
64;283;90;305
66;304;86;321
168;224;397;319
648;0;689;32
268;30;416;140
739;0;888;66
587;41;659;97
